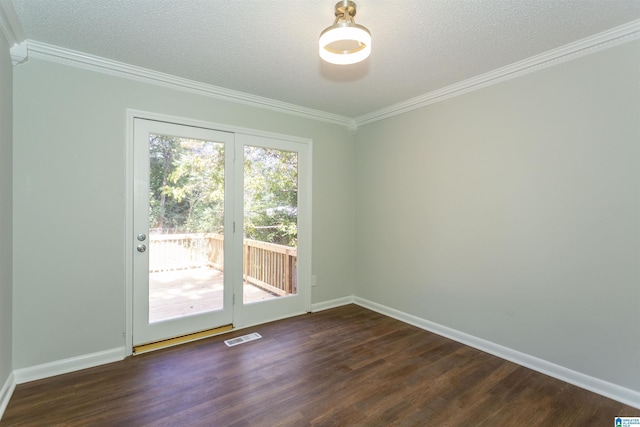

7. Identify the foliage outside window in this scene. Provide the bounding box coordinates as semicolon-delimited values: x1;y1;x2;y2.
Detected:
149;135;298;247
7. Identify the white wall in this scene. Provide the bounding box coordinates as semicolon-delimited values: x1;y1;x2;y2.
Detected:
12;58;355;369
0;35;14;396
354;40;640;392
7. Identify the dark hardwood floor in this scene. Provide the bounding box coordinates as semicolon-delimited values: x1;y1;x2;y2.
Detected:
1;305;637;426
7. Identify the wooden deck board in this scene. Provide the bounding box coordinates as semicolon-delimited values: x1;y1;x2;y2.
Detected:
149;267;277;323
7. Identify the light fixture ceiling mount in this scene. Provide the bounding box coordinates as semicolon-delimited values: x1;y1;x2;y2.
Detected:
319;0;371;65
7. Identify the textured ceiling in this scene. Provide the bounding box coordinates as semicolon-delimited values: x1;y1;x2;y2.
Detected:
10;0;640;118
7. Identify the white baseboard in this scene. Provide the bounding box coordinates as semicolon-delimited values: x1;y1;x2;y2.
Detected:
311;296;354;312
0;372;16;421
13;347;126;385
353;296;640;410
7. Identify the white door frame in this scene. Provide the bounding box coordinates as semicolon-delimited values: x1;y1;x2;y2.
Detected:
125;110;313;355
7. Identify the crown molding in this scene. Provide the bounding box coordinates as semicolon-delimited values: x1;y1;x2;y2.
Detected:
25;40;356;130
354;19;640;127
15;17;640;131
0;0;24;47
9;40;26;64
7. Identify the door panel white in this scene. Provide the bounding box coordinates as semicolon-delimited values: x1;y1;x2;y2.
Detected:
133;119;234;346
234;133;311;328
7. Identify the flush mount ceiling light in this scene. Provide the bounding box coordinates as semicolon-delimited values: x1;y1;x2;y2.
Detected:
319;0;371;65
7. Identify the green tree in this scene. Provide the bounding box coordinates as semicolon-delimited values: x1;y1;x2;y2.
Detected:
244;146;298;246
149;134;190;231
149;137;298;246
164;139;225;233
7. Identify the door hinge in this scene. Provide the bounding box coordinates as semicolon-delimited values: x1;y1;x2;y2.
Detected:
233;294;235;305
233;221;236;233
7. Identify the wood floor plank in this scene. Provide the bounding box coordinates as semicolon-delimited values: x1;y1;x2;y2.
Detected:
1;305;637;426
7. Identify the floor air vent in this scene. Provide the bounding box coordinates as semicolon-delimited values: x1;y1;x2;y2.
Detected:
224;332;262;347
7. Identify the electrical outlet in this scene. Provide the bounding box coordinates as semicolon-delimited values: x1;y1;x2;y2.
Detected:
311;275;317;287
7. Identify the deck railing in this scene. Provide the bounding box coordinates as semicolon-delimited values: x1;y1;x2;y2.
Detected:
149;233;297;296
243;238;297;296
149;233;208;272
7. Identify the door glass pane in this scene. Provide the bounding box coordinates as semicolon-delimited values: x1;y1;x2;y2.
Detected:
148;134;225;323
243;146;298;304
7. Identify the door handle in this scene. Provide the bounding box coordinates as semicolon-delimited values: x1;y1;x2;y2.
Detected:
137;244;147;253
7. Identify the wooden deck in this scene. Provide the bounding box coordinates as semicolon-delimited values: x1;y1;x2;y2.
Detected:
150;267;277;323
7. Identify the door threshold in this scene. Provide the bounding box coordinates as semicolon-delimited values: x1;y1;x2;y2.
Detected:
133;324;233;355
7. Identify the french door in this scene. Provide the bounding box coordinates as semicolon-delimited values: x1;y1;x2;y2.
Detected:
133;119;235;345
235;133;310;328
131;117;310;347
